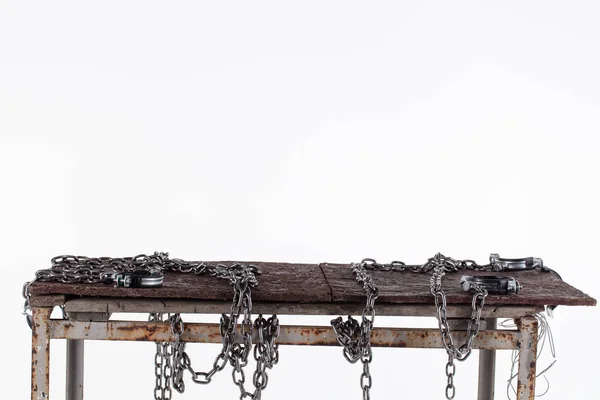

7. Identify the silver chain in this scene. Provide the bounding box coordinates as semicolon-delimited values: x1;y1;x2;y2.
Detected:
361;253;502;274
334;253;494;400
150;313;174;400
23;252;280;399
21;252;260;326
331;261;379;400
28;252;261;285
430;262;488;399
24;252;496;399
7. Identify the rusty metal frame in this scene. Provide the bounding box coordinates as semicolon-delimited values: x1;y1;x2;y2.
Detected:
31;307;52;400
30;305;538;400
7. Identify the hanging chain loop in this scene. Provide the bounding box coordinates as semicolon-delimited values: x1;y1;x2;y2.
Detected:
331;260;379;400
334;253;494;400
24;252;281;400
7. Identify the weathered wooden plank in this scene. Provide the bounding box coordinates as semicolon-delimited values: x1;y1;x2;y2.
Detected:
30;294;66;307
29;262;332;303
63;297;543;318
28;261;596;307
68;312;111;322
321;263;597;307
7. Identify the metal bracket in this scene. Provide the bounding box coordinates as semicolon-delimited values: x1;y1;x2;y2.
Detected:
461;275;522;295
490;253;543;271
114;271;164;288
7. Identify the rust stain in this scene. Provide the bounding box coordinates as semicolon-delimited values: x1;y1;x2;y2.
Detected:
207;330;221;341
115;322;178;341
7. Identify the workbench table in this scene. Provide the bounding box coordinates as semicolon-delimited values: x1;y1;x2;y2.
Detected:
28;261;596;400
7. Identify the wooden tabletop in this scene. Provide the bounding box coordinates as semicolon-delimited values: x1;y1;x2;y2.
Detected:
29;261;596;307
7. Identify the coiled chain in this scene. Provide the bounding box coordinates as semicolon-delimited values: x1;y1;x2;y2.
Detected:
23;252;279;400
29;252;261;286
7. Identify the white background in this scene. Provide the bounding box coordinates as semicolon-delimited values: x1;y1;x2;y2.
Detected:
1;1;599;399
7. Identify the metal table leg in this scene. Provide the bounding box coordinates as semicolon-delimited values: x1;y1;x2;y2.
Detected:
516;316;538;400
66;340;84;400
32;307;52;400
477;318;497;400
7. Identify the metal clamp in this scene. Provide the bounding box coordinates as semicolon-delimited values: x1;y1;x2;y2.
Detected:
460;275;522;295
490;253;543;271
114;271;164;288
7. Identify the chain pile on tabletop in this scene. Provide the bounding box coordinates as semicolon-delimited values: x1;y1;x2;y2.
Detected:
22;252;280;400
333;253;497;400
26;252;261;285
22;252;258;324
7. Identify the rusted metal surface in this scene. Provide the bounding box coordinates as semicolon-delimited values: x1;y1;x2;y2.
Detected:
31;307;52;400
516;316;538;400
478;318;497;400
49;319;520;350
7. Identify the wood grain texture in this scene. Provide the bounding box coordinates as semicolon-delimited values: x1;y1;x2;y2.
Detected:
321;263;596;306
29;262;331;303
29;261;596;307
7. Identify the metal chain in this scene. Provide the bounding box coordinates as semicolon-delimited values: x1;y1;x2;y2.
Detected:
27;252;261;286
430;265;488;361
430;263;488;399
250;314;281;399
331;261;379;400
22;281;33;327
334;253;493;400
150;313;171;400
361;253;502;274
445;355;456;399
23;253;282;399
22;252;260;322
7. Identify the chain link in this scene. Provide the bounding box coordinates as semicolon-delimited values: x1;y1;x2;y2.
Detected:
25;251;496;400
430;261;488;362
362;253;501;274
331;261;379;400
430;261;488;399
24;252;280;399
334;253;493;400
445;355;456;399
22;281;33;327
28;252;261;286
150;313;170;400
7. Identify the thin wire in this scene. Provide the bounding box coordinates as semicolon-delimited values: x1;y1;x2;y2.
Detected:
500;312;556;399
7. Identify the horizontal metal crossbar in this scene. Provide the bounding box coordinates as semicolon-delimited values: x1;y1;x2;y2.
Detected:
50;320;520;350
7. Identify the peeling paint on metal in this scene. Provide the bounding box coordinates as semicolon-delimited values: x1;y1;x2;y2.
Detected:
50;320;519;350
